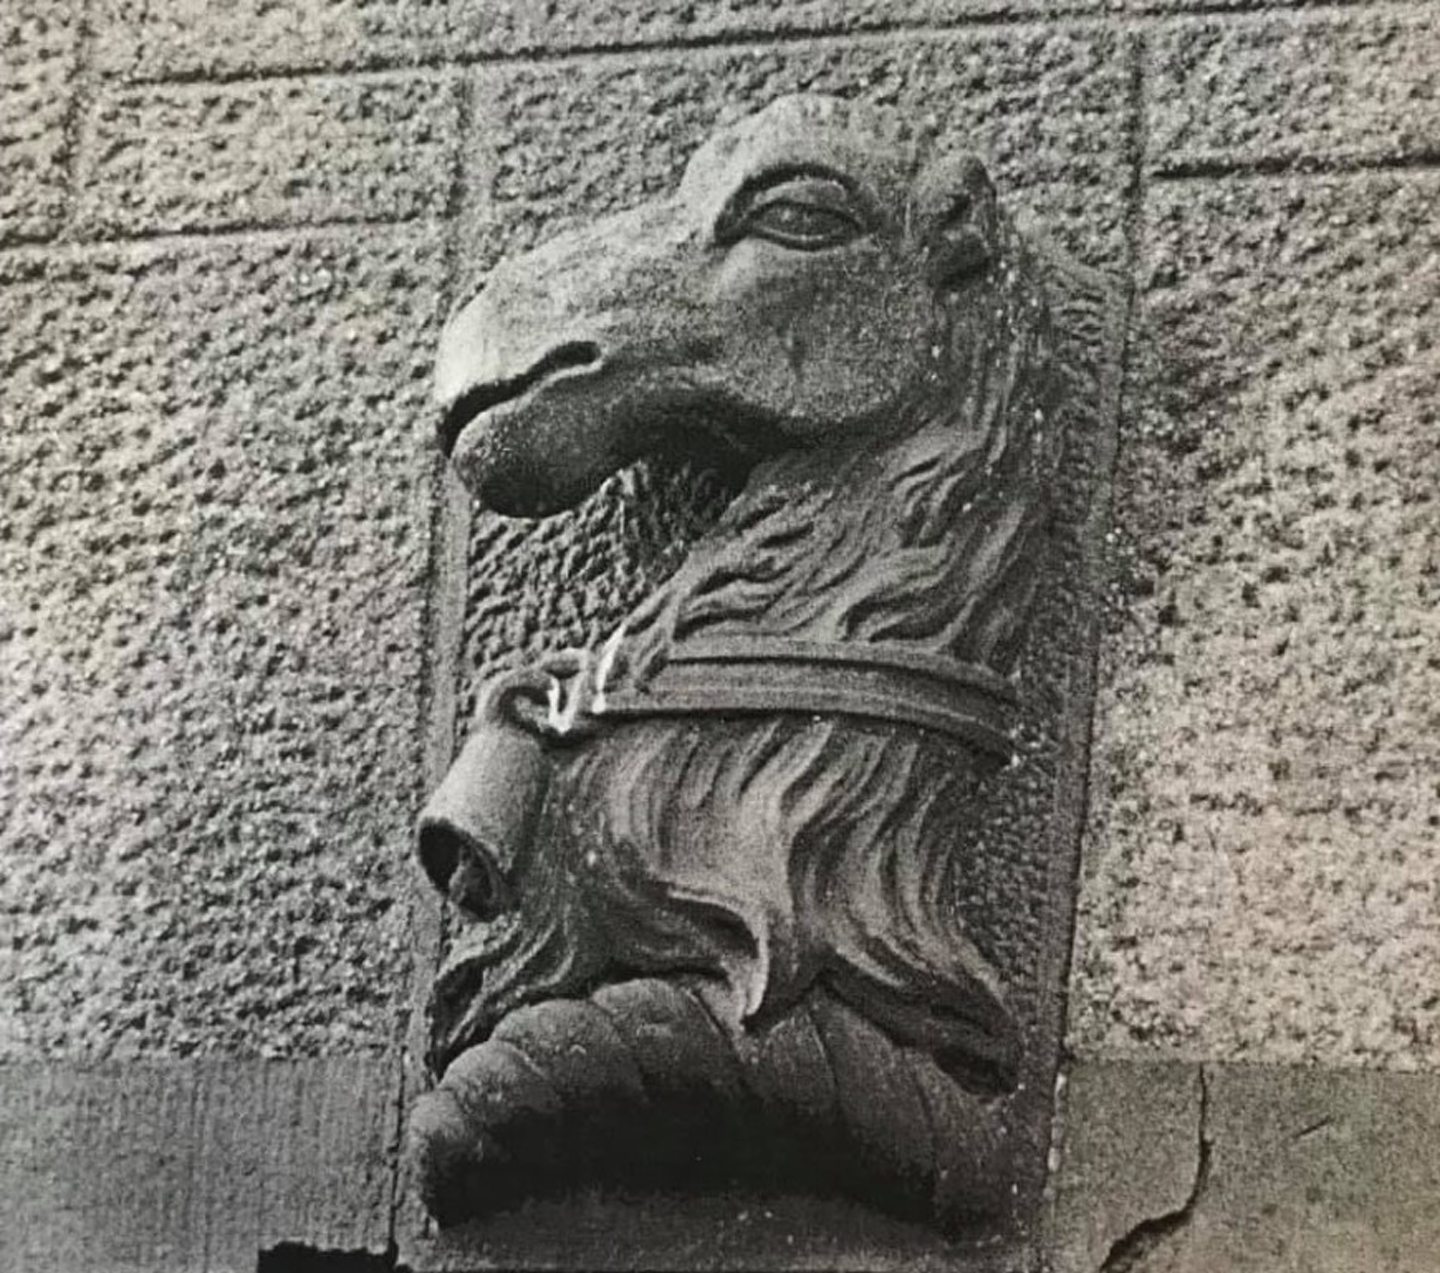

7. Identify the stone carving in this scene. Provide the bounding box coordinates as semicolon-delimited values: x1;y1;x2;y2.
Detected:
410;94;1077;1236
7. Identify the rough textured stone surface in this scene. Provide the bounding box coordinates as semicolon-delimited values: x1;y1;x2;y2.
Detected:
1128;0;1404;9
0;1058;397;1273
1050;1061;1440;1273
0;228;442;1058
454;28;1134;307
1149;11;1440;173
78;73;457;238
455;0;1103;55
1046;1061;1203;1273
1069;171;1440;1068
0;0;78;245
92;0;447;81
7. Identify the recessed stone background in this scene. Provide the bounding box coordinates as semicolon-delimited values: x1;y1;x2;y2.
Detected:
451;27;1135;308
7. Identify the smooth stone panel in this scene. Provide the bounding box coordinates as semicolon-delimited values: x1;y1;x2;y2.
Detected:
1048;1060;1440;1272
0;1058;397;1273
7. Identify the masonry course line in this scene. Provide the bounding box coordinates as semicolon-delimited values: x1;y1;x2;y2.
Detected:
1154;150;1440;182
95;0;1431;94
5;144;1437;266
53;0;96;246
0;217;443;264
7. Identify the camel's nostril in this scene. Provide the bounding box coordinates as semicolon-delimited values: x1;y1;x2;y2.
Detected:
418;821;511;922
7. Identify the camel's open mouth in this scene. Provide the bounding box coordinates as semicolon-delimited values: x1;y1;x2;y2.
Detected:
437;340;603;457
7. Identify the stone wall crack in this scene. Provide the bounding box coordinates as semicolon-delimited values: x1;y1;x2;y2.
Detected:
1097;1066;1211;1273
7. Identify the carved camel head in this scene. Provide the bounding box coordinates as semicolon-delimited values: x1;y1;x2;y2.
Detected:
414;94;1064;1234
437;94;1003;516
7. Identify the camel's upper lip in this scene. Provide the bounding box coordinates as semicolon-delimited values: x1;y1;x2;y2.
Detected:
437;341;603;457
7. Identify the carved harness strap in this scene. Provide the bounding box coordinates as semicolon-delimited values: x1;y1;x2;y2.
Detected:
599;635;1018;759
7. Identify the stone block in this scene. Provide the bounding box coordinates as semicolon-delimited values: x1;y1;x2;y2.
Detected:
0;0;78;244
1049;1061;1440;1273
453;0;1103;55
0;226;444;1059
77;72;457;238
1149;10;1440;173
1069;171;1440;1068
1046;1061;1203;1273
454;28;1134;307
0;1058;397;1273
92;0;447;81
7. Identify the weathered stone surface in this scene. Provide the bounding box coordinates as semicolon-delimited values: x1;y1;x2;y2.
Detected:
1046;1061;1203;1273
455;0;1103;55
77;73;457;238
1069;171;1440;1068
0;1057;397;1273
1149;11;1440;173
423;74;1126;1255
399;1188;981;1273
0;228;442;1059
92;0;447;81
0;0;78;245
1049;1061;1440;1273
454;28;1134;307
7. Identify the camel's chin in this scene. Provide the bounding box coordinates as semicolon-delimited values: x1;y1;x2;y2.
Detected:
449;400;603;517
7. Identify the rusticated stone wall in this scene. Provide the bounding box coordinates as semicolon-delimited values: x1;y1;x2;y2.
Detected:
2;2;1436;1271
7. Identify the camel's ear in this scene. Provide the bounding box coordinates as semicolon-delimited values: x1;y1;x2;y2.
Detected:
914;153;999;289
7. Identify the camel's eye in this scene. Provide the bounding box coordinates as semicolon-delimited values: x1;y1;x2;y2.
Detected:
720;175;866;251
746;199;860;250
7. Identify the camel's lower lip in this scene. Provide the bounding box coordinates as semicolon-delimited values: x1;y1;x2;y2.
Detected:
445;393;522;465
437;343;603;458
